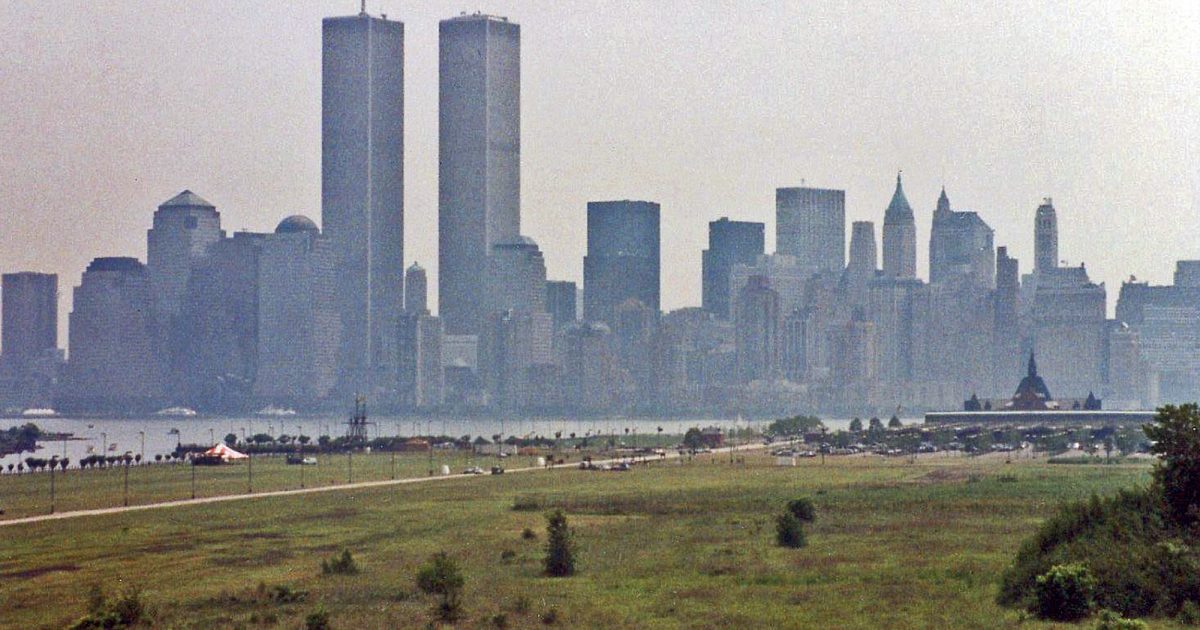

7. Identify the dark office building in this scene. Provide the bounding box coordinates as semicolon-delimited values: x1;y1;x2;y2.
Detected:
2;272;57;367
546;280;578;330
583;200;660;325
702;218;765;319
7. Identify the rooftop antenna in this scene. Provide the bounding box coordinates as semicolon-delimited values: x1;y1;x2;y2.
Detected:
360;0;366;16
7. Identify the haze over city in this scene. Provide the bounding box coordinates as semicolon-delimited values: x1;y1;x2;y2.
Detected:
2;0;1198;336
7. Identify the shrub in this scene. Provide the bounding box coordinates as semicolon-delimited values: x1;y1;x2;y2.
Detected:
500;549;517;562
491;613;509;628
775;512;806;548
416;551;465;621
544;510;576;577
511;595;532;614
305;606;331;630
321;549;359;576
787;498;816;523
1094;609;1148;630
1033;563;1096;621
1177;601;1200;625
541;608;560;625
513;495;542;512
70;587;147;630
522;527;537;540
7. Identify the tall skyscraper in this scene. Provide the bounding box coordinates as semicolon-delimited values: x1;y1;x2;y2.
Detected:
439;12;521;336
928;187;995;287
1;272;57;367
322;9;405;396
882;173;916;278
405;263;428;315
846;221;878;307
146;190;224;330
993;246;1021;390
583;200;661;325
254;216;340;404
734;275;781;384
1035;198;1058;272
179;232;265;409
776;186;845;274
64;258;162;410
702;218;765;319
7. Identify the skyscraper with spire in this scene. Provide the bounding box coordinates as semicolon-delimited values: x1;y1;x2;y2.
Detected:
882;173;916;278
322;7;405;398
928;187;994;287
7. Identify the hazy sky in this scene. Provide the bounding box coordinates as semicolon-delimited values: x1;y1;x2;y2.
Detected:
1;1;1198;344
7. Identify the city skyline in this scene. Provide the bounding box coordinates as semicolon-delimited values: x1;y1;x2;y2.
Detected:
1;1;1199;344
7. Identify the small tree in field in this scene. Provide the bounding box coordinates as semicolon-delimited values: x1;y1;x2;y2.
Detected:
1032;563;1095;621
416;552;464;621
776;512;806;548
787;498;817;523
544;509;576;577
849;418;863;432
1144;404;1200;524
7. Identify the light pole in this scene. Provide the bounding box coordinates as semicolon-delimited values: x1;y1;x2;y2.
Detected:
101;432;107;457
191;458;196;499
49;455;58;514
139;431;145;462
427;419;433;475
209;428;214;445
298;424;304;489
347;447;353;484
123;455;131;506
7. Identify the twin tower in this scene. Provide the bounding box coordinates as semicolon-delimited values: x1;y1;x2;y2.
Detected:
321;10;520;392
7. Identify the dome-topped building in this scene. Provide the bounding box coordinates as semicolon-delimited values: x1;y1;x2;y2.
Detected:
1008;353;1054;410
275;215;320;235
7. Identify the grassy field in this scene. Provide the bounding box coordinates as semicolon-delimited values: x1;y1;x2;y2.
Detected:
0;449;556;520
0;452;1170;629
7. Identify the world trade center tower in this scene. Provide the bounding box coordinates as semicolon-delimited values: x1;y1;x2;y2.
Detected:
322;9;405;398
439;13;521;335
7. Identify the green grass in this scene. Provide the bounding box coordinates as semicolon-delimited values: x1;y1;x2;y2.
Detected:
0;454;1172;629
0;449;552;520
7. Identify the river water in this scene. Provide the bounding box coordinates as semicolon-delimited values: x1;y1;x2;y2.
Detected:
0;414;920;468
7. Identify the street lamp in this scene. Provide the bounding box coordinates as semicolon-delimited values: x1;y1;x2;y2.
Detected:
139;431;145;462
49;455;58;514
298;424;305;489
427;419;433;475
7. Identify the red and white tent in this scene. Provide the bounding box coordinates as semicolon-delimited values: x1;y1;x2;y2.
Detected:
202;443;249;461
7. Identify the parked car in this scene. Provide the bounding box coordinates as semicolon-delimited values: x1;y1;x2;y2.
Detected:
612;462;630;471
490;466;505;475
463;466;485;475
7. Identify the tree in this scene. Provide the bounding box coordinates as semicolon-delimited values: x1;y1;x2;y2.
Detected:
1032;563;1095;621
544;509;576;577
888;416;902;429
1144;403;1200;524
868;417;884;432
849;418;863;432
787;498;817;523
224;433;238;447
682;428;704;450
775;512;806;548
416;551;464;621
766;415;823;436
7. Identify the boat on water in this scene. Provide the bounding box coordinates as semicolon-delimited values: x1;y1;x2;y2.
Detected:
256;405;297;417
155;406;198;417
21;408;58;418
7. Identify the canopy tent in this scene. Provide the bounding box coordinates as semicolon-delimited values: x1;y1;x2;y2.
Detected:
202;443;249;461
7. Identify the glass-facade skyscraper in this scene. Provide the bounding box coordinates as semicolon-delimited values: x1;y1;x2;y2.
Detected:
439;13;521;336
322;10;405;397
702;218;765;319
583;200;660;325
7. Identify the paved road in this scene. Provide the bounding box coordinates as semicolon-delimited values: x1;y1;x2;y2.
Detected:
0;444;761;528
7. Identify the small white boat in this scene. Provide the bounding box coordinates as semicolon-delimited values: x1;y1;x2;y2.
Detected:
256;405;297;417
155;406;197;417
21;408;58;417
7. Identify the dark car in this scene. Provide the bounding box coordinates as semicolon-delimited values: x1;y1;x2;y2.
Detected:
490;466;505;475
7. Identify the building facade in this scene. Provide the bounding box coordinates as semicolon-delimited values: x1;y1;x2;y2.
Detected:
322;10;406;396
702;217;765;319
583;200;660;325
439;13;521;336
776;187;845;274
882;174;916;279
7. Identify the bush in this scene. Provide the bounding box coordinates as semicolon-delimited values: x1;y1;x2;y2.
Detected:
321;549;359;575
521;527;537;540
541;608;560;625
787;498;816;523
1094;609;1148;630
1033;564;1096;621
491;613;509;628
70;587;147;629
416;551;465;621
500;549;517;562
305;606;331;630
544;510;576;577
775;512;806;548
513;495;542;512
